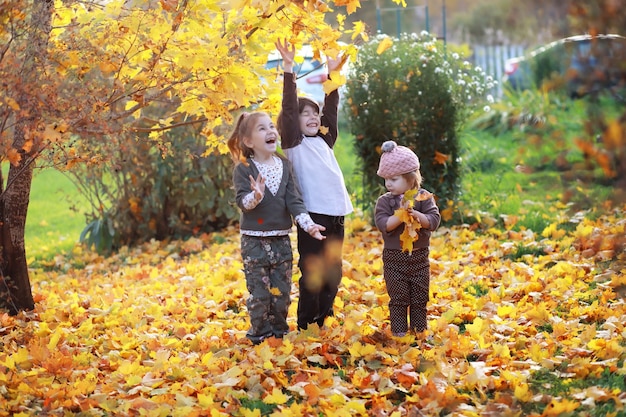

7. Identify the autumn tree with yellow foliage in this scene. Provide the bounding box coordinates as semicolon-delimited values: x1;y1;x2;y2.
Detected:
0;0;379;314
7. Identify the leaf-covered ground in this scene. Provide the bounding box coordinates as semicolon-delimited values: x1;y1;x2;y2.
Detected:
1;206;625;416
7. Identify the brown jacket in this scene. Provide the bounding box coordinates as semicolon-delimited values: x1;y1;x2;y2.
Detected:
374;189;441;251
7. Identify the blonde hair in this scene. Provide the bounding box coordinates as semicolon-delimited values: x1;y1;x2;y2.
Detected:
402;170;422;189
227;112;268;164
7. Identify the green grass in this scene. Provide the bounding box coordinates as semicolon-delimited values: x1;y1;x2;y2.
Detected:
24;168;86;262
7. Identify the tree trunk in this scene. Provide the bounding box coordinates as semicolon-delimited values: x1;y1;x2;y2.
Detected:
0;0;54;315
0;149;35;315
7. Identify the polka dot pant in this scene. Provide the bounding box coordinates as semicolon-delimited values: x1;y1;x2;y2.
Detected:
382;248;430;334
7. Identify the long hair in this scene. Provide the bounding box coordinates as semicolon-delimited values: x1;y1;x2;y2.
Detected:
276;97;321;137
227;112;268;164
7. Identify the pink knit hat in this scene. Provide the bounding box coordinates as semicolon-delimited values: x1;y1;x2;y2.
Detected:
376;140;420;178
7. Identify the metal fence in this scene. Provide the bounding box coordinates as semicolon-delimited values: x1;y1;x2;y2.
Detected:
471;44;526;98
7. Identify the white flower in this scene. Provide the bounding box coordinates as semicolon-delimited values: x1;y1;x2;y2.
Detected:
486;94;494;103
483;105;491;112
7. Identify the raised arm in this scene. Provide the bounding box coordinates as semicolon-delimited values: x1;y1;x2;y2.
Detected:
319;52;345;147
276;39;302;149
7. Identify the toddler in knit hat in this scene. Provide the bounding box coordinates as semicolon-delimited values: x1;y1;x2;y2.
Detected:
374;139;441;339
377;140;420;178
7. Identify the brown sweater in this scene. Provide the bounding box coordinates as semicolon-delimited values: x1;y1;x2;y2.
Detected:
374;189;441;251
233;157;308;232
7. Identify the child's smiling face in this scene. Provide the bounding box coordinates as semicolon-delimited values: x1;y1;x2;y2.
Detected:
243;114;279;159
299;104;321;136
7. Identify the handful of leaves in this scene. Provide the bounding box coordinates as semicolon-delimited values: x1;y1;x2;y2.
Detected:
393;189;434;253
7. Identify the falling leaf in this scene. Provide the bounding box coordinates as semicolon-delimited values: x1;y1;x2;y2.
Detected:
376;37;393;55
434;151;449;164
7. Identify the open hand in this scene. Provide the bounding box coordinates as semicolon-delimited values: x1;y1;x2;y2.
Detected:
249;174;265;200
327;52;347;73
275;39;295;72
308;223;326;241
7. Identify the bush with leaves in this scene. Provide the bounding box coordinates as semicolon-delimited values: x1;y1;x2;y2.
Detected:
345;32;495;218
69;119;237;254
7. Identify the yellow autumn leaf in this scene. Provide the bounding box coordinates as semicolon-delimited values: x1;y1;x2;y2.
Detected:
492;343;511;359
197;392;215;408
345;0;361;14
99;61;117;74
242;409;261;417
393;189;430;252
8;348;29;369
117;359;141;375
542;222;565;239
4;96;20;110
497;304;515;318
348;341;377;358
47;327;64;349
514;383;533;402
399;226;415;253
125;99;140;112
376;37;393;55
323;72;345;94
42;123;65;143
264;387;290;404
542;398;580;416
351;21;368;41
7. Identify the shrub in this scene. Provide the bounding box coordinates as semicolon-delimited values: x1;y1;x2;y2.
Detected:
70;119;237;254
344;32;494;219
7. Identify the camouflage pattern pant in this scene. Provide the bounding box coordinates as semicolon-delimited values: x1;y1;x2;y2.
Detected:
382;247;430;334
241;234;293;343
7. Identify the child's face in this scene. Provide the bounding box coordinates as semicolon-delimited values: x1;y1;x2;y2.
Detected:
298;104;321;137
384;175;412;196
243;114;279;158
